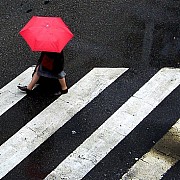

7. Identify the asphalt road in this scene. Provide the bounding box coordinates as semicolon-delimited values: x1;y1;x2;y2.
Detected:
0;0;180;87
0;1;180;179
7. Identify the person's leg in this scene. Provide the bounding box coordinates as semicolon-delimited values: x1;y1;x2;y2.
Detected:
58;77;68;91
18;66;40;92
54;77;68;95
27;71;40;90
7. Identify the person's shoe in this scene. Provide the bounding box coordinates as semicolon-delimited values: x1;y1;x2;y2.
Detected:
54;89;68;96
17;86;32;94
61;89;68;94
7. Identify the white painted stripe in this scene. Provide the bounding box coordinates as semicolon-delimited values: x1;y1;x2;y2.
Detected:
121;118;180;180
44;68;180;180
0;66;35;117
0;68;128;179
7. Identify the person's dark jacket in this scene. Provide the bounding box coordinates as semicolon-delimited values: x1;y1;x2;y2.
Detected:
38;51;64;74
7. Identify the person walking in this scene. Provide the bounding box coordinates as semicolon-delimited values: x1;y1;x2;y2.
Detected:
18;51;68;96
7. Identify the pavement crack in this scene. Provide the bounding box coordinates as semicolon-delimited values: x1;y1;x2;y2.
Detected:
153;147;172;158
27;127;36;133
133;95;154;106
140;158;149;164
26;127;41;139
78;154;97;165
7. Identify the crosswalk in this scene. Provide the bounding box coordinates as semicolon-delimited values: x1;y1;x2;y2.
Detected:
121;118;180;180
0;66;35;117
0;67;179;180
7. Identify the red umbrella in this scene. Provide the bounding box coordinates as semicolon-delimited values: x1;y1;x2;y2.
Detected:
19;16;74;52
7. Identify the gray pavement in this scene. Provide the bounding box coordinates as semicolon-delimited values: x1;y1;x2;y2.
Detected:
1;0;179;87
0;1;180;179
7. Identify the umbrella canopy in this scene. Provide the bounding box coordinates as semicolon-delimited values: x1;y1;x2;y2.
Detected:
19;16;74;52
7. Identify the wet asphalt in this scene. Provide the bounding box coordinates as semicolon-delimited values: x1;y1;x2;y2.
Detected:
0;0;179;87
0;0;180;179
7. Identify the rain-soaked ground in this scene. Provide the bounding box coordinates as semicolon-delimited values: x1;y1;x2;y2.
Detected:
0;1;180;179
0;0;180;87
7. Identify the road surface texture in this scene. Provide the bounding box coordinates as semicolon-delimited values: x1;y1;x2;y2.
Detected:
0;1;179;180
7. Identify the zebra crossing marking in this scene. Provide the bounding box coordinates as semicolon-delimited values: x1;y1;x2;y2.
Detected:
0;66;35;117
121;118;180;180
44;68;180;180
0;67;128;179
